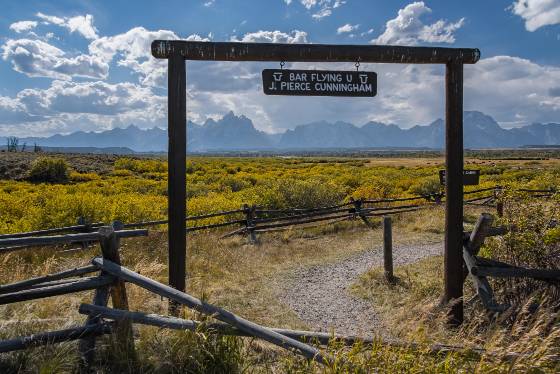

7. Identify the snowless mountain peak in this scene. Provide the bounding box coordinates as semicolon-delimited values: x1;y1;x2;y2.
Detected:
3;111;559;152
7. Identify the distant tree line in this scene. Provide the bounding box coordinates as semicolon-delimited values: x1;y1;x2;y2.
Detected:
5;136;41;152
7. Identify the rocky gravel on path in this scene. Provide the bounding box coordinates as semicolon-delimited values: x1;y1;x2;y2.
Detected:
276;242;443;337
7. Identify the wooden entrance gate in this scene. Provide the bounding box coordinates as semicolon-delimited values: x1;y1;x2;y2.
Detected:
151;40;480;324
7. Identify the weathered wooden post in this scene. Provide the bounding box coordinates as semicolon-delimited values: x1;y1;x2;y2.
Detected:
351;197;373;228
78;216;92;249
167;53;187;315
462;214;503;311
383;216;394;283
79;224;135;368
496;201;503;217
443;60;465;326
243;204;258;243
104;222;135;360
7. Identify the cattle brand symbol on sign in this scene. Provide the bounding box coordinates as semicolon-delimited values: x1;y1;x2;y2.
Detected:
262;69;377;97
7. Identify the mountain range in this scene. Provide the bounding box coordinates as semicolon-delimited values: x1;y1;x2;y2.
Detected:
2;111;559;152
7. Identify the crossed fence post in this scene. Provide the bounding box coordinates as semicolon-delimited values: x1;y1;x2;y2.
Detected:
243;204;258;243
350;197;373;228
77;216;93;249
79;221;135;369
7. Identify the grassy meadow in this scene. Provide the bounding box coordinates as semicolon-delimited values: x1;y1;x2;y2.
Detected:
0;151;559;373
1;151;559;234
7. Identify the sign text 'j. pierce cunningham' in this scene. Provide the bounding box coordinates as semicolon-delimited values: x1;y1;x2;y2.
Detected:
262;69;377;97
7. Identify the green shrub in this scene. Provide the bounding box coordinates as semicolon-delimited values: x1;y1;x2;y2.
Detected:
408;176;441;196
249;178;346;209
27;157;69;183
69;171;100;182
114;158;167;173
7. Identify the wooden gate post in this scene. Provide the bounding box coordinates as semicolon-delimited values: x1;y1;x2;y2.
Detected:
168;54;187;315
444;60;464;326
383;216;394;283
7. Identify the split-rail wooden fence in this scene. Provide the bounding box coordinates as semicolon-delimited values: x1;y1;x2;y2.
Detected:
0;186;557;366
1;186;555;246
1;220;552;365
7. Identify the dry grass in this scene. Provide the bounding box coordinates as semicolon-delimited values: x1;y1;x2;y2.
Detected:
351;196;560;373
365;156;560;168
0;198;558;372
352;256;560;372
0;214;445;372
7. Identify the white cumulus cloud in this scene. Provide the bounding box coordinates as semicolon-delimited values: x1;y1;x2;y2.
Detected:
465;55;560;127
9;20;38;33
89;27;179;87
372;2;465;45
312;8;332;19
0;80;166;135
337;23;359;34
36;12;99;39
285;0;344;19
0;95;44;124
185;34;212;41
1;38;108;80
511;0;560;31
21;80;162;115
232;30;308;43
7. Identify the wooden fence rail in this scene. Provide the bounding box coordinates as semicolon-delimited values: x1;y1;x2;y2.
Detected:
0;185;555;245
0;224;139;369
0;323;113;353
0;276;115;305
76;303;505;358
78;304;538;362
463;214;560;312
0;229;148;252
1;206;557;365
79;303;375;346
91;256;330;365
0;222;104;240
0;265;98;294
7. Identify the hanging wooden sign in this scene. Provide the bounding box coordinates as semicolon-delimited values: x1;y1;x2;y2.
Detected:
262;69;377;97
439;169;480;185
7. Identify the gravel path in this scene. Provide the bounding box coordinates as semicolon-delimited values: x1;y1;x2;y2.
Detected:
276;242;443;337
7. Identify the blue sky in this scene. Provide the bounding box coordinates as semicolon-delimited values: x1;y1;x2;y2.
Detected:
0;0;559;136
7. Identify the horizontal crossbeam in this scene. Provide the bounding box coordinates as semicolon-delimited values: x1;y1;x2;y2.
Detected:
151;40;480;64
